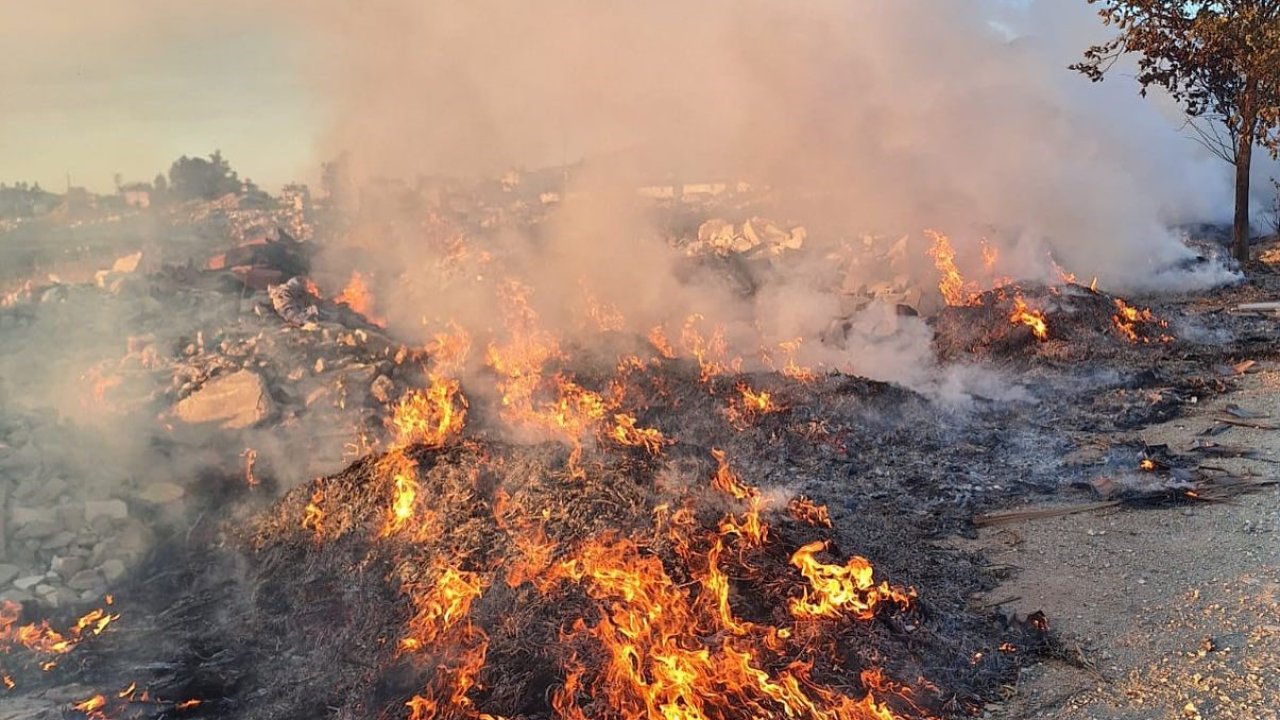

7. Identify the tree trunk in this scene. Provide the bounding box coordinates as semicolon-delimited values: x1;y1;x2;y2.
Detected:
1233;130;1254;263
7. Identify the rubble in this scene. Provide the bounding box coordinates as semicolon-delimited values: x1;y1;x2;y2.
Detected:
173;369;276;429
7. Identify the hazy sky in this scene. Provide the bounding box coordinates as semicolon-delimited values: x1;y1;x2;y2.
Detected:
0;2;319;193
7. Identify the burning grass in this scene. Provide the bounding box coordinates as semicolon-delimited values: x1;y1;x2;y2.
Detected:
240;428;1043;720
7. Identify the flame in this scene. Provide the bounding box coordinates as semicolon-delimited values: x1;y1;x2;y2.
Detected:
334;270;386;327
73;695;107;715
401;566;486;651
117;682;137;699
648;325;676;359
1139;458;1156;471
1009;294;1048;340
390;377;468;448
741;386;773;413
301;487;325;536
926;230;980;306
175;699;203;710
789;541;915;621
2;674;13;690
1112;298;1172;343
1;600;119;659
610;413;666;454
788;496;833;528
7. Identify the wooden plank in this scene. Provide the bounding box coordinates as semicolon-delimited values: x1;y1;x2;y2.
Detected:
974;500;1121;527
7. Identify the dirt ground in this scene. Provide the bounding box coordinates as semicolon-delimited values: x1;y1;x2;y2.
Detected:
971;365;1280;720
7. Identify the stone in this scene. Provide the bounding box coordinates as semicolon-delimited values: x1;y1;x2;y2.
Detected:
100;559;127;584
40;531;75;550
10;505;55;527
51;556;85;578
135;481;184;505
66;569;103;592
84;499;129;523
14;520;59;540
13;574;43;591
173;369;275;429
0;564;20;585
0;589;34;605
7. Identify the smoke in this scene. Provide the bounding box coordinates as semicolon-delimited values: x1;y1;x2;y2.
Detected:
289;0;1239;400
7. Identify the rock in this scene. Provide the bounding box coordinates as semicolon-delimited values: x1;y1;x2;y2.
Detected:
0;564;20;585
173;369;275;429
100;559;127;584
84;499;129;523
40;531;75;550
10;505;55;527
66;569;103;592
14;520;59;540
0;589;35;605
51;556;85;579
13;574;44;591
370;375;396;404
134;481;184;505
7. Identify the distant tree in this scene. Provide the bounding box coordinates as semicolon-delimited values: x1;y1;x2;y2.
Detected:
167;150;243;202
152;173;168;204
1073;1;1280;262
240;178;273;209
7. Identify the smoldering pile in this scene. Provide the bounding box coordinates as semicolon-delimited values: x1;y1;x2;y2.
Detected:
932;283;1176;362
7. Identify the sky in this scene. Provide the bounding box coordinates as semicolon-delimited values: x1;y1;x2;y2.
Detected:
0;2;319;193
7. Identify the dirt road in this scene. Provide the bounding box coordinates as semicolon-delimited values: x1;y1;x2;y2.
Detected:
978;366;1280;720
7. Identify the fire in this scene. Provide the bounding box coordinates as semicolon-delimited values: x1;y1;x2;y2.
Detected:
648;325;676;359
788;496;833;528
390;377;468;448
766;338;817;383
926;230;980;306
175;699;203;710
609;413;666;454
789;541;915;621
1;600;119;659
1139;458;1156;471
73;695;107;715
384;466;419;536
1112;298;1172;343
741;385;773;413
301;487;325;535
334;270;387;327
1009;294;1049;340
401;566;486;651
2;674;13;690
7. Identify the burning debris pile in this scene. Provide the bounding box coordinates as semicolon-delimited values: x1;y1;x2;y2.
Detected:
931;282;1174;361
30;356;1049;720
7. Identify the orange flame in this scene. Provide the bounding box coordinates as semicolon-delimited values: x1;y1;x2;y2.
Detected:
788;496;833;528
301;488;325;536
390;377;468;448
334;270;386;327
1;600;120;659
926;230;980;306
1112;298;1172;343
789;541;916;621
1009;294;1048;340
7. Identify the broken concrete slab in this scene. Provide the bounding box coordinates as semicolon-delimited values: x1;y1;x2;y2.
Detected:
173;369;275;429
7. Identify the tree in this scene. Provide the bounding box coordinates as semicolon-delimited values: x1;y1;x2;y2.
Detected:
153;173;168;204
167;150;243;202
1073;1;1280;262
